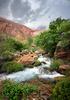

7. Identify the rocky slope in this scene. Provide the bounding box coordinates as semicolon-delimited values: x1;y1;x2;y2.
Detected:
0;17;35;41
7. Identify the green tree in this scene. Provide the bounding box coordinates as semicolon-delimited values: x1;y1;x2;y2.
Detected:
27;37;33;46
35;31;60;54
35;18;70;55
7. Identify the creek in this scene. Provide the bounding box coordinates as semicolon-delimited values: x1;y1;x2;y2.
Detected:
0;54;64;82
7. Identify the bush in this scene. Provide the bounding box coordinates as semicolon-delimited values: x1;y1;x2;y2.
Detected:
27;37;33;46
52;78;70;100
1;61;24;73
2;80;38;100
0;36;27;58
60;31;70;50
0;51;14;61
2;80;23;100
22;83;38;99
51;59;63;70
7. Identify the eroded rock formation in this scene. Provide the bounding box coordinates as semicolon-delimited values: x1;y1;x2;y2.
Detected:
0;17;35;41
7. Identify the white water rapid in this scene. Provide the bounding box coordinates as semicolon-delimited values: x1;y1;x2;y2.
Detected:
0;55;64;82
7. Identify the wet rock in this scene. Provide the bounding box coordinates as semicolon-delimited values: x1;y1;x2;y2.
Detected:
59;64;70;70
54;41;70;58
17;52;38;65
59;64;70;75
26;79;52;100
54;51;68;58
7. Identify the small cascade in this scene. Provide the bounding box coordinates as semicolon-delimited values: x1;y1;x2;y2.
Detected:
0;54;64;82
38;54;51;68
6;67;40;82
38;67;45;74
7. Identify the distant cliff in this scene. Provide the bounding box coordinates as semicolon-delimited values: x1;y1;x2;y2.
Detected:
0;17;35;41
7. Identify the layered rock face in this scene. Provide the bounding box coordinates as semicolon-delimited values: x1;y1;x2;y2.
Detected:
0;17;34;40
54;41;70;58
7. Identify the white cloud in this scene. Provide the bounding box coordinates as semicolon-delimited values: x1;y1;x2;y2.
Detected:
7;0;14;20
28;0;40;11
25;14;50;29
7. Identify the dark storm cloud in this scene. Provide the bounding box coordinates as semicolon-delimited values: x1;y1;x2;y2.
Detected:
0;0;70;29
11;0;32;18
37;25;47;30
0;0;9;8
0;0;10;17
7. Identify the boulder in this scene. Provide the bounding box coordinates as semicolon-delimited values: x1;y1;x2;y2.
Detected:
17;52;38;65
59;64;70;75
59;64;70;70
54;41;70;58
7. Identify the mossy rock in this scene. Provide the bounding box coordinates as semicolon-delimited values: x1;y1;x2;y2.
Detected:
33;60;41;66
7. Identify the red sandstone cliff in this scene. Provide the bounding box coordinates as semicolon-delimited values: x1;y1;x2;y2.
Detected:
0;17;35;40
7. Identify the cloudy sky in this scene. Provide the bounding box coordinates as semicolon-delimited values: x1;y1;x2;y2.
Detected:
0;0;70;29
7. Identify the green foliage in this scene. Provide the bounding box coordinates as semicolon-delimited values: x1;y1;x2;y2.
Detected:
0;35;26;57
35;31;60;53
52;78;70;100
59;20;70;33
34;18;70;55
34;60;41;66
49;17;64;32
51;59;63;70
2;80;38;100
22;83;38;97
62;31;70;39
60;31;70;49
31;47;37;52
1;61;24;73
2;80;23;100
0;51;14;61
27;37;33;46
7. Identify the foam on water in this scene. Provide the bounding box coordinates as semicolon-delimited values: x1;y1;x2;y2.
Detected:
6;67;40;82
38;55;51;67
38;71;64;79
0;55;64;82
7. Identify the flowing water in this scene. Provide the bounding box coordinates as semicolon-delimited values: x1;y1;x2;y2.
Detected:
0;54;64;82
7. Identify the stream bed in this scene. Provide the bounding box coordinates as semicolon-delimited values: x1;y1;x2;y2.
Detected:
0;55;64;82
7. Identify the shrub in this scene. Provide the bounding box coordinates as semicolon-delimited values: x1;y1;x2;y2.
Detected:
60;31;70;50
0;51;14;61
31;47;37;52
2;80;38;100
2;80;23;100
22;83;38;99
51;59;63;70
0;36;27;58
52;78;70;100
27;37;33;46
1;61;24;73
